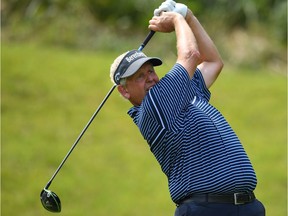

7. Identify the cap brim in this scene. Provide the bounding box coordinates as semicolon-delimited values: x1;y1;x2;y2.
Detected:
121;57;162;78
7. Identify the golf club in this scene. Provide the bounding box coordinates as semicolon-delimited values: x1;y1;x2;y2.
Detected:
40;30;155;213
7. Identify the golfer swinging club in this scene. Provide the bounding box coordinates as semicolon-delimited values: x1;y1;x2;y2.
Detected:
110;1;265;215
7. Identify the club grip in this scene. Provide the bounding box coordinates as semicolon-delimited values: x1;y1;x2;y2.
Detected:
138;30;155;51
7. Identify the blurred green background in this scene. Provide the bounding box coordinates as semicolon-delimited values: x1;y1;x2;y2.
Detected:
1;0;287;215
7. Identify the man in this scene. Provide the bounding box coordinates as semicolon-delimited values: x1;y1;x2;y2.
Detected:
109;1;265;215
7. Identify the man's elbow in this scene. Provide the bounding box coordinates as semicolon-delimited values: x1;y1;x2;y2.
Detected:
216;58;224;75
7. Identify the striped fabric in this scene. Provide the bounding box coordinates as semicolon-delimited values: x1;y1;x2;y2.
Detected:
128;63;257;203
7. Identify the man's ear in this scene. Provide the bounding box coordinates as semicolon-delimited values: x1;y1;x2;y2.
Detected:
117;85;130;99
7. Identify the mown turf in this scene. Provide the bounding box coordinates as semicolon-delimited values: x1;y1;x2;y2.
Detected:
1;43;286;216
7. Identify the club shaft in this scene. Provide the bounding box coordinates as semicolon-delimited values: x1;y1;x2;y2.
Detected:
138;30;155;51
45;84;116;189
45;31;156;189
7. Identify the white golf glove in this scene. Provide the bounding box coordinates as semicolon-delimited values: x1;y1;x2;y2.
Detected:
154;0;187;18
154;0;175;16
174;3;188;17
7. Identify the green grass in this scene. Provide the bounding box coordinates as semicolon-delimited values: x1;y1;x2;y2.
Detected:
2;42;287;216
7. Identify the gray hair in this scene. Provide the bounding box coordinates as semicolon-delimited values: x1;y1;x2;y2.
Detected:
119;78;127;86
110;51;129;85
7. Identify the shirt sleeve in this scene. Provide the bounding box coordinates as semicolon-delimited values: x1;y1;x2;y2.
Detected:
134;64;211;146
190;68;211;102
142;63;195;130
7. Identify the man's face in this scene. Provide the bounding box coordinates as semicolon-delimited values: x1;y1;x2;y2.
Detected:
120;62;159;106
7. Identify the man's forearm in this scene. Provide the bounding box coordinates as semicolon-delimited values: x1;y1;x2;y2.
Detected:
174;14;201;78
185;10;222;63
185;9;223;88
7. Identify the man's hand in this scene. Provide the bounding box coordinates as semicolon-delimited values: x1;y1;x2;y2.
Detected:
154;0;175;16
149;12;183;33
154;0;187;18
174;3;187;17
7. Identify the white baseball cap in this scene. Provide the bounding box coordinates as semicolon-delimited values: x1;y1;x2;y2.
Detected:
113;50;162;85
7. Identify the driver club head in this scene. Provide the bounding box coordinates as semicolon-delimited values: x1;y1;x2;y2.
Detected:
40;188;61;213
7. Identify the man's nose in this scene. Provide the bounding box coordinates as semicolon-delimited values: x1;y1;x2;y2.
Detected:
146;73;154;82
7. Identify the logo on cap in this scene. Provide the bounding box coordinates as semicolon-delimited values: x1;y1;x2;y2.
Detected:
113;50;145;85
125;52;146;63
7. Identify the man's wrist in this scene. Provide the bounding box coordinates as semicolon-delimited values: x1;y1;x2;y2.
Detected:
173;12;186;26
185;9;194;23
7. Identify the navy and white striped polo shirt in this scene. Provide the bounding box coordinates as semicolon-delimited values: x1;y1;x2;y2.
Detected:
128;63;257;203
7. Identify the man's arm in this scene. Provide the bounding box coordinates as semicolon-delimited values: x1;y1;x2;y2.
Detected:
149;12;202;79
185;10;224;88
